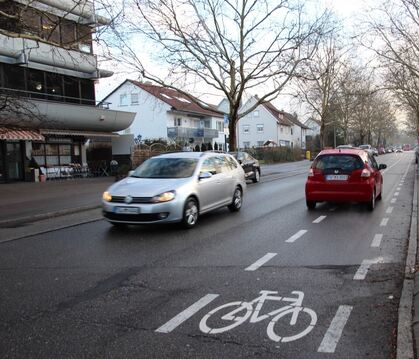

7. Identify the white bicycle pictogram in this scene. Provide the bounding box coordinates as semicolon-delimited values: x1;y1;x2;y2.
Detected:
199;290;317;343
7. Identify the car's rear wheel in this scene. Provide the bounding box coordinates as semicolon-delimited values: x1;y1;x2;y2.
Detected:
182;197;199;229
252;168;260;183
306;201;316;210
228;187;243;212
367;189;376;211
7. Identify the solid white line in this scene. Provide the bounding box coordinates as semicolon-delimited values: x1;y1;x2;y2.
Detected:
380;218;389;226
318;305;353;353
391;198;397;204
313;215;327;224
354;259;374;280
285;230;308;243
386;207;394;214
394;192;399;196
371;234;383;248
245;253;277;271
155;294;219;333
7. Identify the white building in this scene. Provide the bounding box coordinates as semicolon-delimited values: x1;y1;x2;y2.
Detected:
102;80;226;148
235;97;308;149
304;118;321;136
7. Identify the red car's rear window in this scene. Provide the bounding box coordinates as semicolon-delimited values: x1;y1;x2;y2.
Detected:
314;155;364;172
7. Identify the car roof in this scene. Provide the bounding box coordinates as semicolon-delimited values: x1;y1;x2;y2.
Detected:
156;151;229;159
318;148;367;157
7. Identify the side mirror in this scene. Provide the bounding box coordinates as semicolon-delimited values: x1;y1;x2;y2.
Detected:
128;170;135;176
379;164;387;170
238;159;243;165
199;172;213;180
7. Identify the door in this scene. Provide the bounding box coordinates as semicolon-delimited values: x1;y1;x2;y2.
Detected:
197;157;225;211
6;142;23;181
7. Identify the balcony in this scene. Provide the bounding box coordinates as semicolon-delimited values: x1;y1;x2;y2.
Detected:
167;127;219;139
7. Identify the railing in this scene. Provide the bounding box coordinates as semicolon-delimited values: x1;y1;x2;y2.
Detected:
167;127;219;139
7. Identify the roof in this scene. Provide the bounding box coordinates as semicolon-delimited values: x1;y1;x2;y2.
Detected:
263;102;293;126
280;111;310;130
318;148;367;157
124;80;224;118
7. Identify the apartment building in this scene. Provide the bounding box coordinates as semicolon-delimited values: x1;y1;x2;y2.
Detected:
0;0;135;182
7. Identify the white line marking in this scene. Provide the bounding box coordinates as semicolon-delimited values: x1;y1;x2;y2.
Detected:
371;234;383;247
354;257;385;280
396;187;401;191
318;305;353;353
380;218;389;226
382;157;403;174
386;207;394;214
285;230;308;243
245;253;277;271
391;198;397;204
313;215;327;224
155;294;219;333
394;192;399;196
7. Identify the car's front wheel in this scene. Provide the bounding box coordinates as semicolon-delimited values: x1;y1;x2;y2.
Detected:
367;189;376;211
228;187;243;212
252;168;260;183
182;197;199;229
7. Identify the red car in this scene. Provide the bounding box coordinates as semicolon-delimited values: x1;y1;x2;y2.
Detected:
305;149;387;211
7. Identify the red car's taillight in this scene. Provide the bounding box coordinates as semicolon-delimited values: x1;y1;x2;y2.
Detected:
308;168;314;177
361;168;371;177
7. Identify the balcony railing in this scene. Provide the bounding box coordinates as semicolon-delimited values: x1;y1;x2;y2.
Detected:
167;127;220;139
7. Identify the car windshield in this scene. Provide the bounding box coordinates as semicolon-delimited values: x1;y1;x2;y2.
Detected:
229;152;244;161
314;155;364;172
131;158;198;178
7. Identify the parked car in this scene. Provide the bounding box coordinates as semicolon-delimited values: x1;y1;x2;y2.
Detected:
371;147;379;156
305;148;387;211
102;152;246;228
415;146;419;163
229;151;261;183
358;144;374;156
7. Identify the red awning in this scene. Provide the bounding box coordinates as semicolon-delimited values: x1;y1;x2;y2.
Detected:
0;127;45;141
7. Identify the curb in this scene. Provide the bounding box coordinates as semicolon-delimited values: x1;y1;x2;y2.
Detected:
397;162;417;359
0;204;101;228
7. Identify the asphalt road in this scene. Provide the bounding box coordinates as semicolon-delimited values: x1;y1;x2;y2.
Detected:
0;152;415;358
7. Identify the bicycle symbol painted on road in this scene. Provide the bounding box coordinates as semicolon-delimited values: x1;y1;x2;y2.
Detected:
199;290;317;343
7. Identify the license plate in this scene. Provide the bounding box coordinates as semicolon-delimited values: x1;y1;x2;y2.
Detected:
115;207;140;214
325;174;348;181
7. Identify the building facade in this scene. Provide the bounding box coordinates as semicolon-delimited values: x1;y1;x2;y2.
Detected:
0;0;134;182
102;80;226;149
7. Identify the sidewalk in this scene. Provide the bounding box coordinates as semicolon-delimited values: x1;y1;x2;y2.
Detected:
0;161;311;227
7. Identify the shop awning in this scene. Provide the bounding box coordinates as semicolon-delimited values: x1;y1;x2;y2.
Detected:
0;127;45;141
40;129;120;138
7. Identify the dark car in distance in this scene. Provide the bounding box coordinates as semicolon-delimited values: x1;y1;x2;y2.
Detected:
229;151;261;183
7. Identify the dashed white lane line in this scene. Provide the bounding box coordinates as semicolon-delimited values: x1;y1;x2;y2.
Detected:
386;207;394;214
397;187;401;191
394;192;400;196
354;257;385;280
245;253;277;271
318;305;353;353
371;234;383;248
285;230;308;243
313;216;327;224
391;198;397;204
155;294;219;333
380;218;389;226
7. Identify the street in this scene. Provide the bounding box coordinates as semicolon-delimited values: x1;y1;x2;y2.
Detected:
0;152;415;358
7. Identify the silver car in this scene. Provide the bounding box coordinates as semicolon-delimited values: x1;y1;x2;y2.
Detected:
102;152;246;228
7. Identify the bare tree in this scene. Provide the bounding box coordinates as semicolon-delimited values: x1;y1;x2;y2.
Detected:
105;0;331;150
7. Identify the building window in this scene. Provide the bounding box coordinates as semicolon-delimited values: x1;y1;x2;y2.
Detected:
131;93;139;105
257;141;264;147
256;124;264;133
174;118;182;126
243;125;250;134
216;121;224;132
291;128;293;135
243;141;250;148
119;94;128;106
254;110;259;117
280;126;283;133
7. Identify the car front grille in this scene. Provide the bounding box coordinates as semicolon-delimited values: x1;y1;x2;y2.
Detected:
110;196;153;204
103;212;163;222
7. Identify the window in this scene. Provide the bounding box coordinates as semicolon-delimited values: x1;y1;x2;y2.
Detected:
131;93;139;105
46;72;62;101
257;141;264;147
243;141;250;148
80;80;95;105
27;68;45;99
119;94;128;106
3;64;25;91
243;125;250;134
201;158;218;175
257;124;264;133
174;118;182;126
291;128;293;135
254;110;259;117
63;77;80;103
280;126;284;133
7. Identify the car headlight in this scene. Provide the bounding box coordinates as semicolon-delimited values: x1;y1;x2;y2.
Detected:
152;191;176;203
102;191;112;202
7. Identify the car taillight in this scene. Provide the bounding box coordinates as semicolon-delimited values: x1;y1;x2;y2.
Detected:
361;168;371;177
308;168;314;177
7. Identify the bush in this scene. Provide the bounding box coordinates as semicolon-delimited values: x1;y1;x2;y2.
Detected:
247;146;303;163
